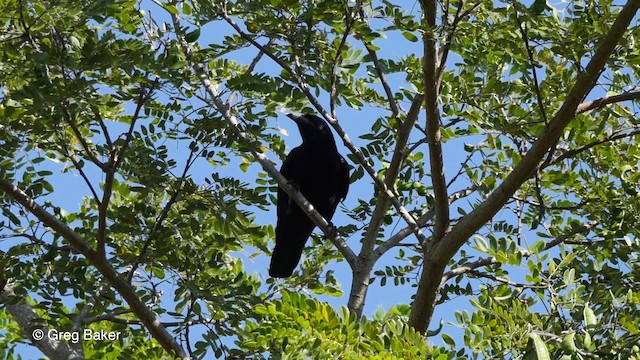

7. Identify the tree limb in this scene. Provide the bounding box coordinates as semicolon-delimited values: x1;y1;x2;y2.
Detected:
441;220;597;283
421;0;449;245
0;178;188;359
408;0;640;334
576;89;640;114
545;128;640;167
1;283;83;360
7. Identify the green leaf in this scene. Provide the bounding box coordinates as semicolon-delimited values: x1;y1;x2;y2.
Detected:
401;31;419;42
152;267;165;279
442;333;455;347
583;303;597;327
561;332;576;353
529;332;550;360
162;4;179;14
184;28;201;43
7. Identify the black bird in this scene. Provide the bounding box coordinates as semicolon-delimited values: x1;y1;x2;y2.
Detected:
269;113;350;278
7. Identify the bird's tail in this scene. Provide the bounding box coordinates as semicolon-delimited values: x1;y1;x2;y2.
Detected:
269;241;305;278
269;224;313;278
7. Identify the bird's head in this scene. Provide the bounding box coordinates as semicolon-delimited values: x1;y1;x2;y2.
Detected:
286;113;337;148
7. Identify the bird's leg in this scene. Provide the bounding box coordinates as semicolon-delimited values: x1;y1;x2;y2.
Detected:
326;222;338;239
285;181;300;209
286;180;300;193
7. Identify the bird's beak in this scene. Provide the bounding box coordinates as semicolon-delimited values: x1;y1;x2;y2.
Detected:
286;113;303;123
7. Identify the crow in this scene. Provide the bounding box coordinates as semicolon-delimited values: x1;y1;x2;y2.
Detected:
269;113;350;278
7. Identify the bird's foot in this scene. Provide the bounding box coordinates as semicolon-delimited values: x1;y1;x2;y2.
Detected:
326;223;339;239
287;180;300;193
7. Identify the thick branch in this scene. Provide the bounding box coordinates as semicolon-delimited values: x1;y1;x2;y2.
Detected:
408;0;640;334
1;283;83;360
421;0;449;244
0;178;188;359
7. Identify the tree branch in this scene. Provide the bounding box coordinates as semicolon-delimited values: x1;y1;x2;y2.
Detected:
575;89;640;114
0;178;188;359
59;101;108;172
545;128;640;167
358;9;401;118
362;95;424;262
127;150;196;283
441;221;597;283
514;9;548;124
421;0;449;246
330;7;358;119
1;283;83;360
408;0;640;334
373;186;476;262
437;1;481;87
227;38;276;108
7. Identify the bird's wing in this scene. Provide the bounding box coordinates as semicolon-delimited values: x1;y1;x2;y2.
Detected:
278;147;304;217
279;146;303;181
338;155;350;201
